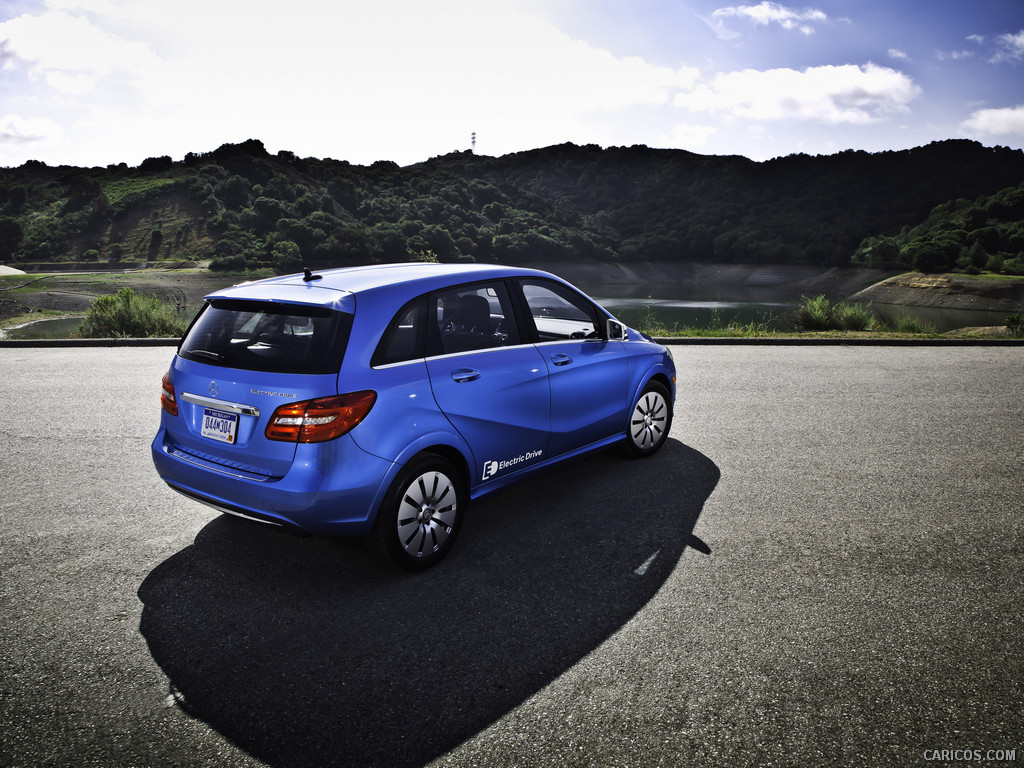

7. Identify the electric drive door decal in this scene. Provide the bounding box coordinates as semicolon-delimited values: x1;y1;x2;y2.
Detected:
482;450;544;480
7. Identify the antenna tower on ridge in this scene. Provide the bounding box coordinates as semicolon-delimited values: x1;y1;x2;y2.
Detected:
471;132;476;153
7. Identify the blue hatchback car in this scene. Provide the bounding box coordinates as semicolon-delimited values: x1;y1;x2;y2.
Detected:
152;263;675;569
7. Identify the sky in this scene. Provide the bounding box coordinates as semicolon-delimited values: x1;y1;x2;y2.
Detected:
1;0;1023;168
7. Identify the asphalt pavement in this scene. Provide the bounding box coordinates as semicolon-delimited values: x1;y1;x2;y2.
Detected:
1;345;1022;768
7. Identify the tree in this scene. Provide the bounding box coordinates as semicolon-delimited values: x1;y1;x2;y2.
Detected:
215;175;252;210
147;229;163;260
252;196;288;232
0;216;23;259
272;240;301;272
139;155;173;172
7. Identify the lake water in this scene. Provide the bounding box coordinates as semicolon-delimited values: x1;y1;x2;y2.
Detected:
1;316;84;340
868;304;1011;333
0;292;1012;339
591;296;1011;333
581;281;1012;333
595;296;794;331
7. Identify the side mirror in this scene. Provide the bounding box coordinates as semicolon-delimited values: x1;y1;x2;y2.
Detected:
606;318;627;341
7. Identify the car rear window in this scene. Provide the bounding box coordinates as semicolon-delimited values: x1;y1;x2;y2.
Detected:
178;300;351;374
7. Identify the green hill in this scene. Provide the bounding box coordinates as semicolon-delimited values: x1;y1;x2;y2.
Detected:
1;138;1022;274
852;181;1024;274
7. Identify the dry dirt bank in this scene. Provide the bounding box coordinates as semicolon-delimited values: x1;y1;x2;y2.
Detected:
849;272;1024;313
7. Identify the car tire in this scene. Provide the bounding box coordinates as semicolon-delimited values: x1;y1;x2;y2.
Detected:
624;380;672;457
370;453;466;571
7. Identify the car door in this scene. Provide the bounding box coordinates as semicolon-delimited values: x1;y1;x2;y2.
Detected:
425;280;551;485
516;278;628;457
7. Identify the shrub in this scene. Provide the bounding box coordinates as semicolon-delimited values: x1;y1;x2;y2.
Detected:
985;253;1005;273
1007;313;1023;337
795;295;835;330
1003;257;1024;276
209;254;248;271
833;300;874;331
795;295;873;331
78;287;186;338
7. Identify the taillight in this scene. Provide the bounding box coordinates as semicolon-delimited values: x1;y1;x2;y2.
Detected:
265;391;376;443
161;371;178;416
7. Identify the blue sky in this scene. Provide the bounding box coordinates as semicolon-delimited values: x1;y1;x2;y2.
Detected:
1;0;1022;168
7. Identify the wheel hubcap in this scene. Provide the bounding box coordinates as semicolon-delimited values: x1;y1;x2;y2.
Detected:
631;391;667;449
396;470;457;558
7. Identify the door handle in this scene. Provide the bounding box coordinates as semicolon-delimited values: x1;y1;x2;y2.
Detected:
451;368;481;383
550;353;573;366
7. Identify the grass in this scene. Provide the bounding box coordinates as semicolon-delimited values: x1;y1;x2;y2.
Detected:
102;175;184;207
636;303;683;336
884;314;937;335
637;304;779;338
951;272;1024;282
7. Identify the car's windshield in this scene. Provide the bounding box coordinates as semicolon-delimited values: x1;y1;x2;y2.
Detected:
178;300;351;374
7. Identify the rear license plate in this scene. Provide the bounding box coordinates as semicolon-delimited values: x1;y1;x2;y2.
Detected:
201;408;238;444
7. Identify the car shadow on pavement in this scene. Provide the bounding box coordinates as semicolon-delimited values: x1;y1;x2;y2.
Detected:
138;439;720;768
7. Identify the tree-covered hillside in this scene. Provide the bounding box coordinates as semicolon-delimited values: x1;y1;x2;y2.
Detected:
852;181;1024;274
1;138;1022;273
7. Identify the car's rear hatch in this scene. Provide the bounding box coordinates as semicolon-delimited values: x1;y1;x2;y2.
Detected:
162;283;354;479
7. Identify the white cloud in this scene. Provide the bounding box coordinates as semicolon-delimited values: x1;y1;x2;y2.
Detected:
675;63;920;125
665;122;718;148
45;71;97;95
0;9;160;78
888;49;910;62
0;114;63;144
991;30;1024;63
712;1;827;35
0;0;707;165
961;105;1024;137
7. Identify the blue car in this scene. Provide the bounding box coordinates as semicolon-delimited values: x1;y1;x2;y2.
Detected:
152;263;675;569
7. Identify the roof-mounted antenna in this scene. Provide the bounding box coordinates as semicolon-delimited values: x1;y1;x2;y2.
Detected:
303;268;322;282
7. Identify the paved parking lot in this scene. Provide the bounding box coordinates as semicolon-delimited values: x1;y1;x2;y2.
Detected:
1;345;1022;767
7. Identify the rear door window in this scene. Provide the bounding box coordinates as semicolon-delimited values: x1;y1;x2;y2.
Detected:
179;300;351;374
429;282;520;356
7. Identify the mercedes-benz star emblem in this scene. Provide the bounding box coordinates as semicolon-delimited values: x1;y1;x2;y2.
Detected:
209;381;218;397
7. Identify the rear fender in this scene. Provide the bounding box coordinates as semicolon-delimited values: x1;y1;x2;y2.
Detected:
366;430;476;519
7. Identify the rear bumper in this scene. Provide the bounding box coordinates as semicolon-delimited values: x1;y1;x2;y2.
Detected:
151;427;395;537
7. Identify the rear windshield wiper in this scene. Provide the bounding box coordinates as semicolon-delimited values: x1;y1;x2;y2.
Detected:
188;349;223;362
